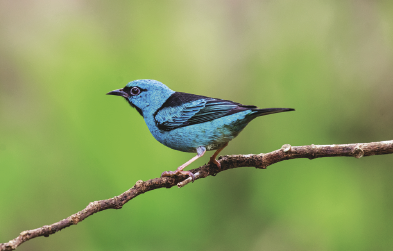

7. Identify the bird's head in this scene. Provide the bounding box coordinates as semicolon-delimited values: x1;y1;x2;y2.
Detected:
107;79;175;117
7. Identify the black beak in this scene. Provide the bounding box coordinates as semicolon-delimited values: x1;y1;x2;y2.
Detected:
107;89;129;98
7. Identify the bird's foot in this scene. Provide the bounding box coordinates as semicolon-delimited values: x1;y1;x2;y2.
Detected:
209;157;221;170
160;146;205;183
208;142;228;171
161;170;195;182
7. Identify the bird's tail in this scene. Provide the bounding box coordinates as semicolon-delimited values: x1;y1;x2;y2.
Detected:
251;107;295;117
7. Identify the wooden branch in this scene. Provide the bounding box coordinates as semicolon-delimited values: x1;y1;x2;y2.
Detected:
1;140;392;251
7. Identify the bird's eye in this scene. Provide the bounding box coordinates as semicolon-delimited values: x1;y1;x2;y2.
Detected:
130;87;141;96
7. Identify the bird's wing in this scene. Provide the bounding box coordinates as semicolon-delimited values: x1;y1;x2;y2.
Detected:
154;92;255;131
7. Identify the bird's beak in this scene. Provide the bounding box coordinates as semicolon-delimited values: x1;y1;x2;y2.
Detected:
106;89;129;98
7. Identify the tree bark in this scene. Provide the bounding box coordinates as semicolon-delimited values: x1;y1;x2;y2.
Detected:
1;140;392;251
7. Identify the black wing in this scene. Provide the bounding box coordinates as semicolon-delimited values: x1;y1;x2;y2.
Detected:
154;92;255;131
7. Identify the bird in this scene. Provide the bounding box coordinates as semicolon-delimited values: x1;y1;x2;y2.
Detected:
107;79;294;181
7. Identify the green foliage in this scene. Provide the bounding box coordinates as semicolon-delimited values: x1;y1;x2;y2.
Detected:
1;1;393;250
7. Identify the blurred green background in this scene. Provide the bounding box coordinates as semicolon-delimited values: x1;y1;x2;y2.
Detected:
1;1;393;250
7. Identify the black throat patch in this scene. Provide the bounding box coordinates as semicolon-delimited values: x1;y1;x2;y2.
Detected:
124;97;143;117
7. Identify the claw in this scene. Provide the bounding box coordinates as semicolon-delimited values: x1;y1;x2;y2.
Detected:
209;157;221;170
180;171;195;182
161;170;195;182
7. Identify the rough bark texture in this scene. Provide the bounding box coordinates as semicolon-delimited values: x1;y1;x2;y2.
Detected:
1;140;392;251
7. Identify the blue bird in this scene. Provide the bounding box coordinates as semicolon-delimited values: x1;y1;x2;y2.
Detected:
107;79;294;181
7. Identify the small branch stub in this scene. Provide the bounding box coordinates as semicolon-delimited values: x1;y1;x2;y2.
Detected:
353;144;364;159
281;144;292;153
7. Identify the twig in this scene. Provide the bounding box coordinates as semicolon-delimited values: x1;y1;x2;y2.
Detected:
1;140;392;250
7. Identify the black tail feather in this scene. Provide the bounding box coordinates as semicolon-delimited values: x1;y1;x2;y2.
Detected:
252;108;295;117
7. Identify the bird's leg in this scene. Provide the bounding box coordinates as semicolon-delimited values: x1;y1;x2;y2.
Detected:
161;146;206;182
209;142;229;170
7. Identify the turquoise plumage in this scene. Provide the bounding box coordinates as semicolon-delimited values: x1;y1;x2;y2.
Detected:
107;79;294;181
